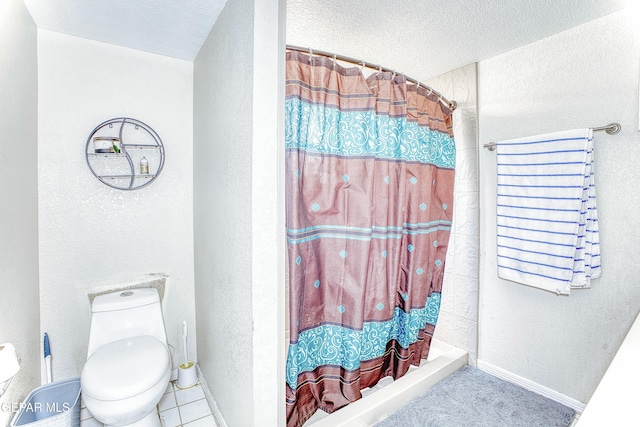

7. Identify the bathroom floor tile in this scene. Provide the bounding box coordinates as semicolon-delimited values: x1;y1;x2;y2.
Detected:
158;391;177;411
179;399;212;424
81;407;94;421
80;417;104;427
183;415;218;427
78;373;217;427
159;407;181;427
175;383;205;406
164;381;175;394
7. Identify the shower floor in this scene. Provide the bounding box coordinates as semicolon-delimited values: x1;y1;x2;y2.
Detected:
303;340;468;426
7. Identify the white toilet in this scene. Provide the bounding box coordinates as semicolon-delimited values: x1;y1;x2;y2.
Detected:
81;288;171;427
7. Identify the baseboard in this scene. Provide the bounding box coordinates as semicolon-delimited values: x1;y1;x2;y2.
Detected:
477;359;585;413
196;364;228;427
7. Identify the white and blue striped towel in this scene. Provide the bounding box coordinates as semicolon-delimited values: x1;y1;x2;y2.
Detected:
496;128;601;295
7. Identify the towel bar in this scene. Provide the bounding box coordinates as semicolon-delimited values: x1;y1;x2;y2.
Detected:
483;122;621;151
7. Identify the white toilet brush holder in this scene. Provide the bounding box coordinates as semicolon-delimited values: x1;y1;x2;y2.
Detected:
177;361;197;389
177;321;198;389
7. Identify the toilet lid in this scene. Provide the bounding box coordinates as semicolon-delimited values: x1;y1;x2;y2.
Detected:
82;335;169;401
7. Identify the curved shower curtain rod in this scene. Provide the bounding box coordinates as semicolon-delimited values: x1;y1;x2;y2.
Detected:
286;44;457;111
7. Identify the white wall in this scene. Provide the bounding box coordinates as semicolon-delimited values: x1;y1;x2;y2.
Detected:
478;10;640;404
193;0;284;425
428;64;480;364
37;30;195;379
0;0;39;423
194;0;254;422
251;0;286;424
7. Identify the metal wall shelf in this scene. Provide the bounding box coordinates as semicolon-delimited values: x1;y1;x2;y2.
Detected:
85;118;165;190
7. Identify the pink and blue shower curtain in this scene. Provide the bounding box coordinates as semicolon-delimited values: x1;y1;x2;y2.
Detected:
285;50;456;427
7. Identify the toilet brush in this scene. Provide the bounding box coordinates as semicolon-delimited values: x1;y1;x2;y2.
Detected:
177;321;197;389
182;321;189;366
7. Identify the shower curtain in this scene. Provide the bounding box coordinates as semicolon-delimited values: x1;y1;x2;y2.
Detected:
285;50;456;427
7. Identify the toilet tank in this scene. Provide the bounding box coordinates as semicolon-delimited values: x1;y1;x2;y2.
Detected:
87;288;167;357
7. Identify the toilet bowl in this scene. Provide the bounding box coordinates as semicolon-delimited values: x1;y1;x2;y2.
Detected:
81;289;171;427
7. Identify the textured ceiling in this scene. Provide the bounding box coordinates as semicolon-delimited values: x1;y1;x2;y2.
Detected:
22;0;627;69
23;0;228;61
287;0;628;80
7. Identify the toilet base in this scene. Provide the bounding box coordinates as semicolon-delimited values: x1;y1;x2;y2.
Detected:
104;409;160;427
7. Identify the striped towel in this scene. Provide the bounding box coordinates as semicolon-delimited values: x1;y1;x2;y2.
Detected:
496;128;601;295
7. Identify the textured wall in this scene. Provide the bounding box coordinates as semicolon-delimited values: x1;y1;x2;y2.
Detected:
0;0;40;423
250;0;286;424
428;64;480;364
286;0;626;87
194;0;284;425
37;30;195;380
478;10;640;404
194;0;255;424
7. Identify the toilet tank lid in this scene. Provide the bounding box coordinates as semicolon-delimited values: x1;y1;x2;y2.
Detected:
92;288;160;313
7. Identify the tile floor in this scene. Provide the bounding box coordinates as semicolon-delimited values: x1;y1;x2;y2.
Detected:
80;381;218;427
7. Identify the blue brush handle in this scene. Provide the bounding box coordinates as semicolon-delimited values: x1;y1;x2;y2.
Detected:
43;333;50;358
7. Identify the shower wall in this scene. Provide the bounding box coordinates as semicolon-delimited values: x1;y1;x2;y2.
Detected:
427;64;480;364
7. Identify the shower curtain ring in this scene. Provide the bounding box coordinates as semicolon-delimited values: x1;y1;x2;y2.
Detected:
332;54;337;69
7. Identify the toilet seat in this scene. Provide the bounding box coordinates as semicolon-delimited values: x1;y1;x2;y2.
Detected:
82;335;169;401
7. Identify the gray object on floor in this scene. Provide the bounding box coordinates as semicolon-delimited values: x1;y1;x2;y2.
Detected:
374;366;575;427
